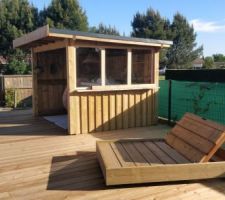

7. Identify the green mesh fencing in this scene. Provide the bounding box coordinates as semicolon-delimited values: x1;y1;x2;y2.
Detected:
159;80;169;118
159;80;225;125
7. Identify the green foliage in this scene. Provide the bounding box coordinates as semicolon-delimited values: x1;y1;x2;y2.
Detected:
167;13;203;69
131;9;203;69
203;56;214;69
89;23;120;36
191;84;213;114
4;89;15;107
4;88;32;108
212;54;225;62
0;0;37;74
131;8;173;67
0;0;38;55
5;50;31;74
131;8;173;40
0;0;89;75
39;0;88;31
159;49;168;67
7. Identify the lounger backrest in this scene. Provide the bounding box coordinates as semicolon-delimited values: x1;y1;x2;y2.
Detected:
165;113;225;163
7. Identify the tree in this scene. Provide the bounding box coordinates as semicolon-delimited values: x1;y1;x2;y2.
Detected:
166;13;203;69
212;54;225;62
131;8;173;67
89;23;120;35
0;0;38;74
131;9;203;69
39;0;88;31
131;8;172;40
203;56;214;69
6;50;31;74
0;0;38;56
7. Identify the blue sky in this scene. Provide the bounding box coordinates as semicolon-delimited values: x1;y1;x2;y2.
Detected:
30;0;225;56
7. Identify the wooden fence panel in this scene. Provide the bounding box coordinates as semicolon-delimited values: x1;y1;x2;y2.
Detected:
4;75;32;89
0;75;32;107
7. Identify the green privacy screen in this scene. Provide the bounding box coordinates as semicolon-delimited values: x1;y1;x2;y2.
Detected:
159;80;225;125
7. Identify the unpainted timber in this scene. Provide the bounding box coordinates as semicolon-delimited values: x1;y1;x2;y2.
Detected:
96;139;225;186
13;25;172;49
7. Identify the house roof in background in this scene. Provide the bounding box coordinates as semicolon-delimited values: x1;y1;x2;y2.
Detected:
13;25;173;49
193;58;204;65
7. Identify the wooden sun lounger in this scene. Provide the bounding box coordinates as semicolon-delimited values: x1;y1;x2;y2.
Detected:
96;113;225;185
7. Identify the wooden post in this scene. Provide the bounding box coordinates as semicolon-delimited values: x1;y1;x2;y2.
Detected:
66;40;76;135
31;49;38;116
168;79;172;125
0;75;3;105
101;49;106;86
14;89;17;108
127;49;132;85
153;48;160;124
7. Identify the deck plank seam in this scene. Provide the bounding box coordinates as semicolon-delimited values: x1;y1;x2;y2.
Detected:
169;131;210;156
153;141;180;164
109;142;123;167
176;121;218;144
131;142;151;166
142;141;165;164
120;142;140;166
185;114;225;132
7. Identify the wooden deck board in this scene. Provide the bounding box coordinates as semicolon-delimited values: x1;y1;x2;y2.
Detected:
133;141;163;164
0;109;225;199
155;141;190;164
144;141;176;164
110;142;135;167
121;142;150;166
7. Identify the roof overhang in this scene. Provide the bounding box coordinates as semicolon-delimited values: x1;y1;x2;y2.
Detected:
13;25;173;49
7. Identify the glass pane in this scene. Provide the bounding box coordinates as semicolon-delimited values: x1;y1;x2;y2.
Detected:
132;50;152;84
77;48;101;87
106;49;127;85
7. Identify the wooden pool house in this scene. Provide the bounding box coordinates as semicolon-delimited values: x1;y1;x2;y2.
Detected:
13;25;172;134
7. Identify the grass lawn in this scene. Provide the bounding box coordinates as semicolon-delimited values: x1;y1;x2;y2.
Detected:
159;75;165;80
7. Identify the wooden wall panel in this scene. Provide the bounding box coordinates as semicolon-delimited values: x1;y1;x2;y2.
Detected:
109;94;116;130
141;92;147;126
135;92;141;127
37;48;67;115
75;95;81;134
147;90;153;126
128;93;135;128
96;94;103;132
88;95;95;133
102;94;109;131
81;95;88;133
122;93;129;129
70;89;156;134
116;93;123;129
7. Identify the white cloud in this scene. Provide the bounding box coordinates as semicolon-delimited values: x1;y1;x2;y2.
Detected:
190;19;225;32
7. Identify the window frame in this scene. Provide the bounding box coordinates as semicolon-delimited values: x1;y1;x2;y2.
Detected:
75;46;155;91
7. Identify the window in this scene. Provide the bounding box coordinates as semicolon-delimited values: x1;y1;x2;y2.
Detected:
106;49;127;85
132;49;152;84
77;48;101;87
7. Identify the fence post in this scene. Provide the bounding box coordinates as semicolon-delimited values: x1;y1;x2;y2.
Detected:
14;89;17;108
168;79;172;125
0;75;3;105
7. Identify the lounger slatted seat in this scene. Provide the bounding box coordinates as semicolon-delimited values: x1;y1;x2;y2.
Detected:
97;113;225;185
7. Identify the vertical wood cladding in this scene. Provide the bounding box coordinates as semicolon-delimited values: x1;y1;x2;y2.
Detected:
71;89;157;134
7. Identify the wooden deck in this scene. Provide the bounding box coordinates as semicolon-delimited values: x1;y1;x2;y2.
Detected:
0;109;225;199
